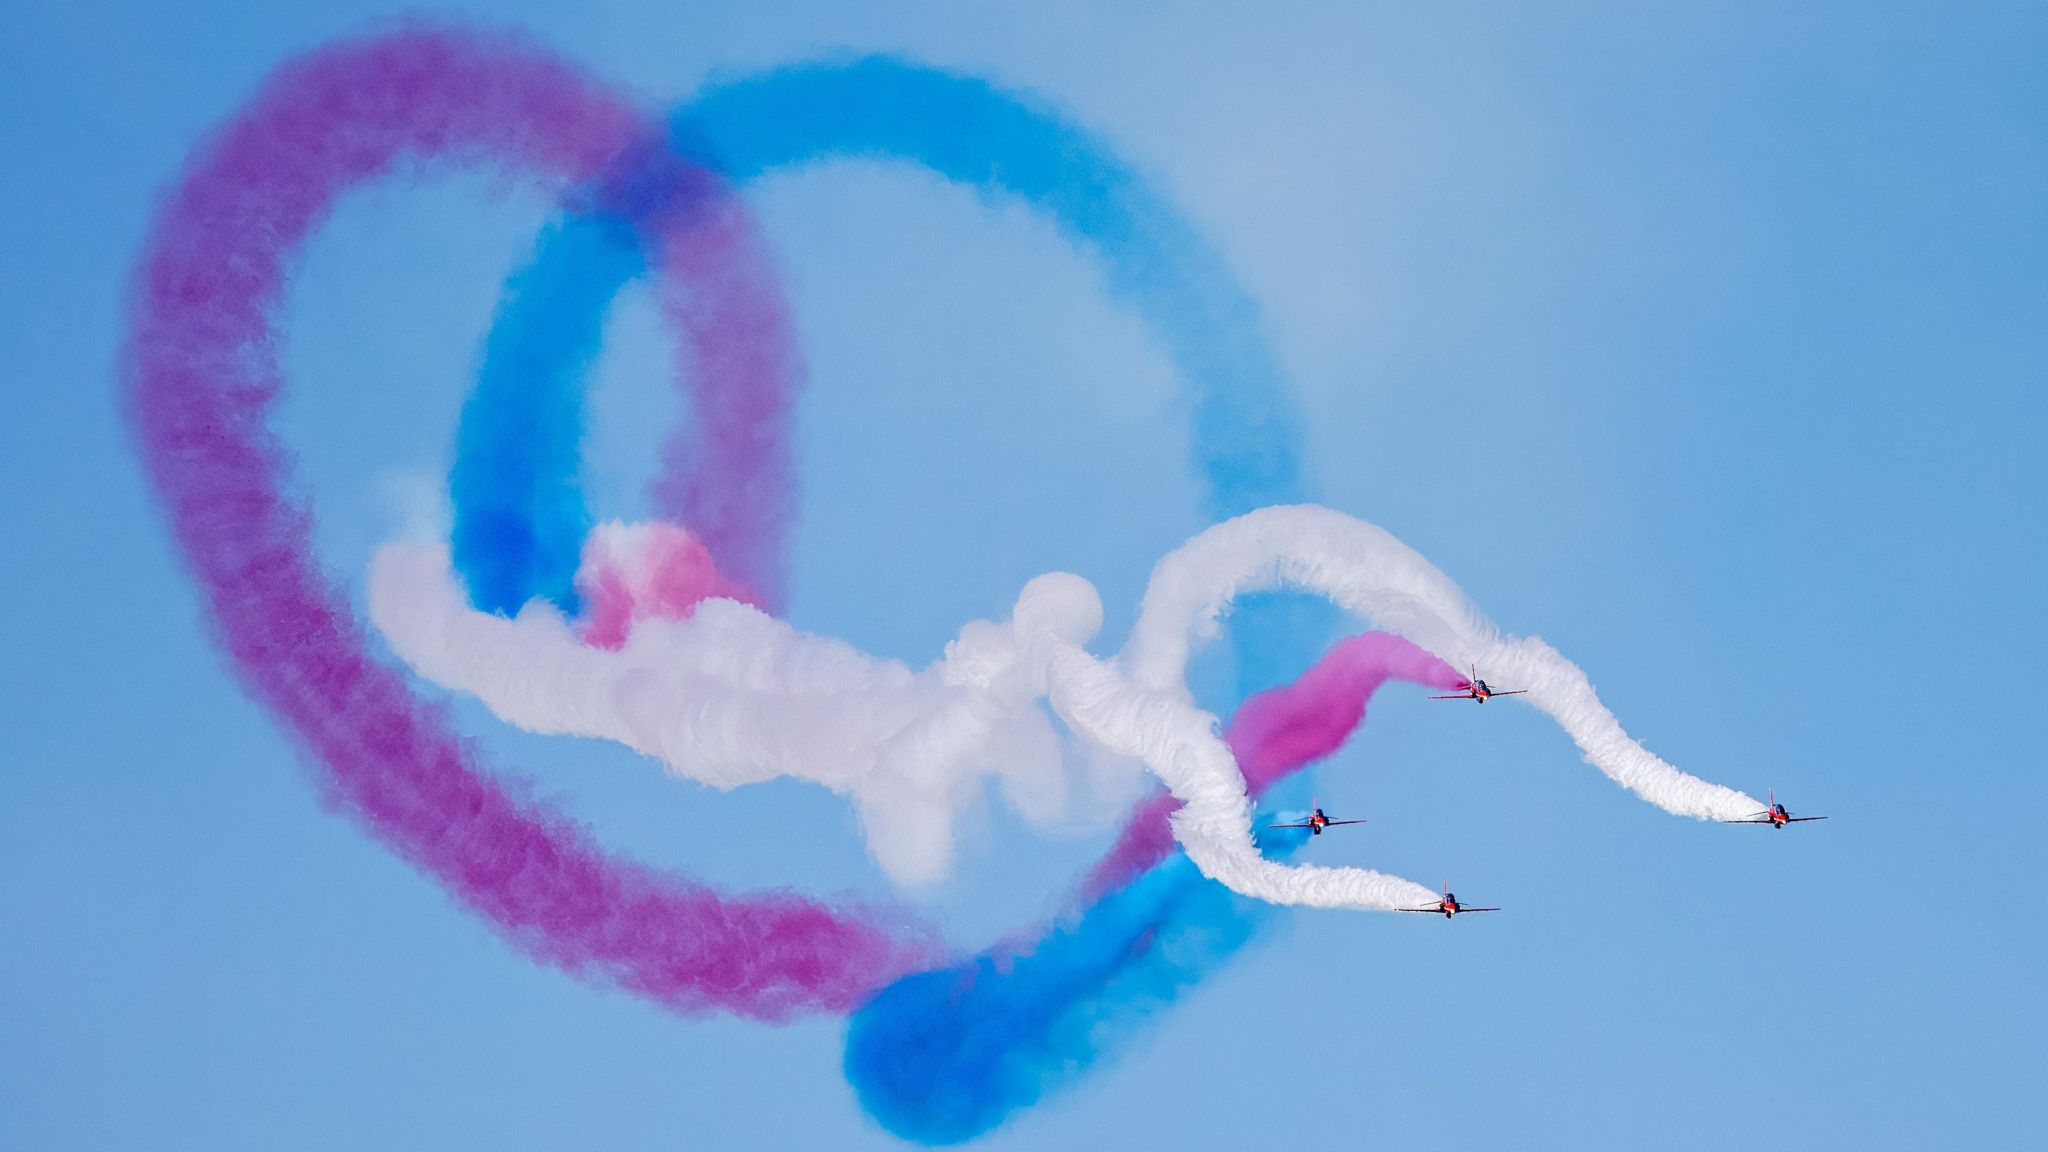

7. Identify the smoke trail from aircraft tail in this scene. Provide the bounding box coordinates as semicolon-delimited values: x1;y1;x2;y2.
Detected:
1078;631;1465;901
839;501;1763;1139
383;496;1763;912
1040;634;1446;912
1123;505;1763;823
124;25;935;1020
764;498;1768;912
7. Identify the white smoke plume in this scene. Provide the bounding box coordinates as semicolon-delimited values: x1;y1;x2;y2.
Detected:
368;504;1759;910
368;542;1085;888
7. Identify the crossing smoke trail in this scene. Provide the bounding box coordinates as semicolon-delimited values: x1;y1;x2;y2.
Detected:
840;503;1762;1139
124;26;937;1020
377;504;1760;908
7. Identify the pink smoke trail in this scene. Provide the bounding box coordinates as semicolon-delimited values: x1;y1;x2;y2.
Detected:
1078;632;1465;902
125;26;933;1020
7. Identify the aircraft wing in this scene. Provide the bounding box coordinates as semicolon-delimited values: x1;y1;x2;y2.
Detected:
1396;906;1445;913
1427;693;1473;700
1786;816;1829;822
1266;821;1313;830
1720;818;1775;824
1489;690;1529;697
1322;819;1367;827
1461;907;1501;913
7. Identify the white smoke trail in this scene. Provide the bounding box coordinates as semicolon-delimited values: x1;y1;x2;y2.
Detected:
1027;505;1762;912
1120;505;1760;821
368;541;1087;888
369;504;1759;911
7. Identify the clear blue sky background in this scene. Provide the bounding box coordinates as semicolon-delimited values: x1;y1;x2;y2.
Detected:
4;2;2044;1148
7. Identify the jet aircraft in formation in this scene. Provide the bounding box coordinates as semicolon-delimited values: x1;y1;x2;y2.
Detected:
1720;789;1829;828
1431;665;1527;704
1263;672;1827;921
1399;881;1500;919
1266;799;1365;837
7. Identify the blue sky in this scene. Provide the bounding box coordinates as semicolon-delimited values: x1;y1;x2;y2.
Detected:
4;2;2044;1148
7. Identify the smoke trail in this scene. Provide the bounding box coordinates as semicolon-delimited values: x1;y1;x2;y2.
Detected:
125;26;935;1020
1125;505;1763;822
388;505;1652;912
369;536;1086;889
845;630;1460;1143
1040;634;1443;911
1078;631;1464;901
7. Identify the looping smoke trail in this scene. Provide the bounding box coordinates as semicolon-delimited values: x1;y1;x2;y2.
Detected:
443;51;1337;1136
124;25;936;1021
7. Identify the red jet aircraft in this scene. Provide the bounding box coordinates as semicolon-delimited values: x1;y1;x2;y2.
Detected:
1430;666;1527;704
1266;799;1365;837
1399;881;1500;919
1721;789;1828;829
